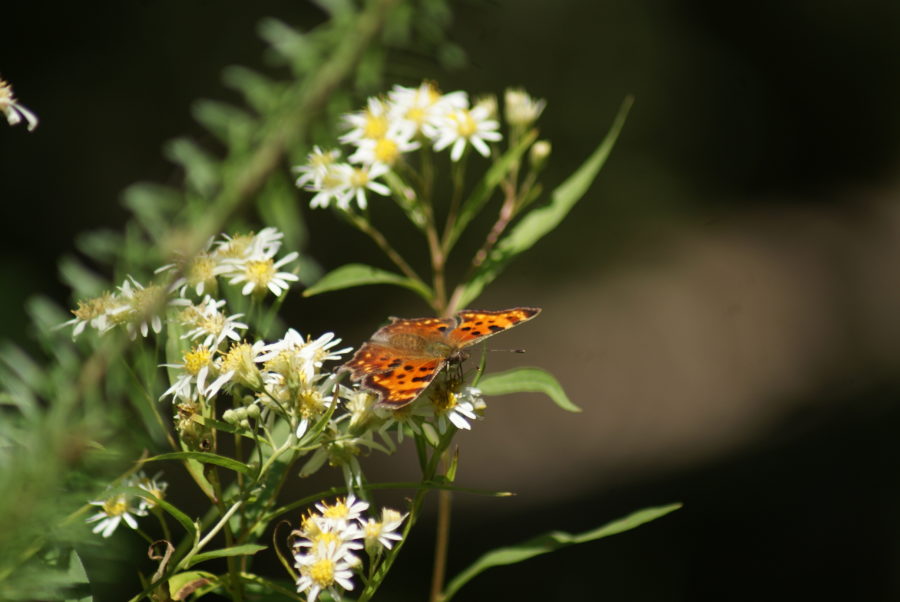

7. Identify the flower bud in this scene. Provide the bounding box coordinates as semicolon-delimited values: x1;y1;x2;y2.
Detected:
529;140;551;169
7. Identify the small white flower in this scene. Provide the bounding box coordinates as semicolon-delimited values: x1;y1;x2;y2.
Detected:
315;494;370;527
256;329;349;384
338;163;391;210
339;96;392;145
179;296;248;348
361;508;407;551
206;340;266;397
348;127;419;166
293;146;342;188
0;77;38;131
433;386;483;432
134;471;168;513
504;87;546;127
86;485;147;538
389;82;467;138
160;345;217;402
294;541;357;602
432;104;502;162
306;163;352;210
222;251;300;297
109;277;170;339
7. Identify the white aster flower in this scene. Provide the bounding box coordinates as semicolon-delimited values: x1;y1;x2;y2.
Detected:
109;277;169;339
206;340;266;397
294;541;356;602
213;227;285;263
306;163;352;210
348;127;419;166
223;250;300;297
315;494;370;527
339;96;392;145
504;87;546;127
179;296;247;348
160;344;217;402
134;471;168;513
432;104;502;162
63;291;118;338
0;77;38;131
389;82;467;138
433;385;483;432
338;163;391;210
256;329;348;384
362;508;407;551
86;486;147;538
293;146;342;188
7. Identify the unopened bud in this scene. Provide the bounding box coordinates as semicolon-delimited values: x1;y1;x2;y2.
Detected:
529;140;551;168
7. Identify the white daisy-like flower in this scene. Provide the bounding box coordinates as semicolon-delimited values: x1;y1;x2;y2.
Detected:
179;296;248;348
213;227;285;263
108;277;169;339
431;104;502;162
504;87;546;127
338;163;391;210
63;291;118;338
160;344;217;402
389;82;467;138
293;515;364;557
315;494;370;527
259;371;335;438
134;471;168;513
361;508;407;551
256;329;349;384
86;486;147;538
294;541;357;602
293;146;342;189
222;250;300;297
348;127;419;166
339;96;392;145
306;163;352;210
205;340;266;397
433;385;483;432
0;77;38;131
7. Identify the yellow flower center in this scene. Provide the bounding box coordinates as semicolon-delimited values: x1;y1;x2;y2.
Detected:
362;113;388;139
216;234;255;259
197;311;225;336
432;390;458;413
349;167;370;188
454;110;478;137
309;150;335;169
102;495;128;517
183;346;213;375
71;292;113;320
364;521;382;539
245;259;275;287
187;255;216;286
405;107;426;124
308;558;336;586
313;531;342;548
320;499;350;520
374;138;400;164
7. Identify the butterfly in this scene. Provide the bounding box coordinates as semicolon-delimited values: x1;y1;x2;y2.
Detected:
341;307;541;408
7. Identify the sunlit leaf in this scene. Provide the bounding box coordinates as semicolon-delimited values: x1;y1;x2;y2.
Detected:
443;502;681;600
302;263;431;300
143;451;254;476
478;367;581;412
186;544;267;568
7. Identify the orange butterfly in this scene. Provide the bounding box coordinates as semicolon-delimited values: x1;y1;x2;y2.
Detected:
341;307;541;408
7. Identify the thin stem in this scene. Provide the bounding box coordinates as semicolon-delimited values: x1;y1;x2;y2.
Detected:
429;476;453;602
345;211;424;284
440;154;468;253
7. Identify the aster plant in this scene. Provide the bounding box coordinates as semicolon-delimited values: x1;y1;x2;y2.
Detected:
0;1;679;600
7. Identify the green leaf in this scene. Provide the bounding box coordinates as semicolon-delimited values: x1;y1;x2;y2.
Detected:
58;256;108;298
121;183;183;241
302;263;431;301
192;99;257;149
168;571;217;601
257;171;308;254
164;138;221;199
143;451;254;476
222;66;284;114
447;128;538;251
458;96;633;308
129;488;198;539
478;367;581;412
186;544;267;568
443;502;681;601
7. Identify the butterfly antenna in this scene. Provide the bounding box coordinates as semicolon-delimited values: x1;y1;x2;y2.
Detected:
488;348;527;354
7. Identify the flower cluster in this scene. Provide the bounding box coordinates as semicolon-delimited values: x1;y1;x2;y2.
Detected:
0;76;38;131
86;471;168;538
295;82;544;211
65;228;299;340
291;495;406;602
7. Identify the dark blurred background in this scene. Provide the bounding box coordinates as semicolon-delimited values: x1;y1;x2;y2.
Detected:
3;0;900;600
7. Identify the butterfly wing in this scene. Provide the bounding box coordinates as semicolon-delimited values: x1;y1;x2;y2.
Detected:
342;341;443;406
447;307;542;348
370;316;457;347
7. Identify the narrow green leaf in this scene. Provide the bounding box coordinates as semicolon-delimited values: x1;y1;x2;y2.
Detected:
302;263;431;300
121;183;183;240
459;96;633;308
447;128;538;251
58;256;108;298
443;502;681;601
192;99;257;148
222;66;284;114
126;487;198;539
186;544;267;568
143;451;254;476
478;367;581;412
164;138;221;199
168;571;217;601
257;171;308;253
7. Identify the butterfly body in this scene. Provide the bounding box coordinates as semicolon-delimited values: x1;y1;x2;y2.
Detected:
342;307;540;407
